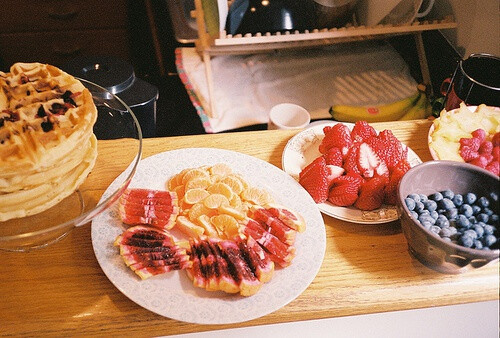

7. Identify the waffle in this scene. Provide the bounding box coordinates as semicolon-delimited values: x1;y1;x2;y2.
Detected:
0;62;98;221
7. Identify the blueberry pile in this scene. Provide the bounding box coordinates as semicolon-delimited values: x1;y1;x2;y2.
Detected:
405;189;499;250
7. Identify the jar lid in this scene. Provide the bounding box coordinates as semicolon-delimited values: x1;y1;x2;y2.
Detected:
63;55;135;94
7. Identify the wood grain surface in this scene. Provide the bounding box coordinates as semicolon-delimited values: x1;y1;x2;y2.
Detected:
1;120;498;336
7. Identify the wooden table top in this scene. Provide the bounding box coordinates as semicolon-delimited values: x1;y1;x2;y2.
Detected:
1;120;498;336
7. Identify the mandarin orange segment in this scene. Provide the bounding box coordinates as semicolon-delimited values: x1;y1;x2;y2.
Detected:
211;214;240;239
175;215;205;238
188;202;216;221
218;205;246;220
229;194;242;209
196;214;219;237
181;168;210;185
209;163;233;177
183;188;210;205
207;182;234;200
173;185;185;199
220;175;245;195
241;187;274;205
232;174;249;190
167;168;189;190
185;176;212;190
203;193;230;209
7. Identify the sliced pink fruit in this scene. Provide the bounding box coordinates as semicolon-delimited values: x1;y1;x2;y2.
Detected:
242;218;295;267
265;203;306;233
114;226;192;280
250;206;297;245
119;188;179;230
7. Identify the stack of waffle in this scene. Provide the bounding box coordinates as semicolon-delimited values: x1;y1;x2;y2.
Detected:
0;62;98;222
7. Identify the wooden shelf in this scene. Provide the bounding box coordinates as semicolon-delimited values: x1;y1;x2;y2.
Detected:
211;18;456;53
192;0;457;118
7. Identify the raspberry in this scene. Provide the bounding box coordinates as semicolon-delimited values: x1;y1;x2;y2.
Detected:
459;146;479;162
485;161;499;176
319;123;353;155
493;146;500;161
299;157;330;203
350;120;377;143
354;176;386;211
492;132;500;147
323;147;343;166
479;140;493;154
471;129;487;143
483;154;494;163
459;137;481;151
469;155;489;169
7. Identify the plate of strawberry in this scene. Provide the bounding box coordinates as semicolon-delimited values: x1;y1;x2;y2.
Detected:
282;121;422;224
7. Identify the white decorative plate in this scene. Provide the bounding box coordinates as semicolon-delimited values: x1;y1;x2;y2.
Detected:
91;148;326;324
282;122;423;224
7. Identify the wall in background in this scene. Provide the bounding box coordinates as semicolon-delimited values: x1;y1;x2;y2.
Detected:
431;0;499;57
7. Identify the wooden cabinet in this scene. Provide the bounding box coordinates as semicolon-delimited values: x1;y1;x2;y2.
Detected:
0;0;130;68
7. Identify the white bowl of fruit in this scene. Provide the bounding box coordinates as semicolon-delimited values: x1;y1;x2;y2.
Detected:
428;104;500;176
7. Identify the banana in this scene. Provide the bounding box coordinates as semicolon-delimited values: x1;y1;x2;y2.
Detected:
329;91;422;123
398;92;430;120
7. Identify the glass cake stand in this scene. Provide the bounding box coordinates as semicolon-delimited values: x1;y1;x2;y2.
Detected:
0;79;142;251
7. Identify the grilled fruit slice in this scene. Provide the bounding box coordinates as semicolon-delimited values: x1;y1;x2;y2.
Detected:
186;236;274;296
114;226;192;280
119;188;179;230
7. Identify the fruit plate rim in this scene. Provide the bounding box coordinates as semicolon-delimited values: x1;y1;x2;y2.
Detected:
91;147;326;325
282;122;423;224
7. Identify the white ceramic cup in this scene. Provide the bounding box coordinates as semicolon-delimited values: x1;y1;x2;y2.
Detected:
356;0;434;27
268;103;311;130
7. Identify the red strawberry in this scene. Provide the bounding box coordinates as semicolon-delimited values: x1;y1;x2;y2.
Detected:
331;172;364;186
460;146;479;162
459;137;481;151
492;132;500;147
326;165;345;185
343;142;361;175
384;159;410;205
471;129;487;143
328;173;364;207
485;161;499;176
328;183;359;207
319;123;353;156
350;120;377;143
299;156;324;179
357;142;389;179
377;130;408;170
354;176;387;211
299;157;330;203
478;140;493;155
323;147;343;166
